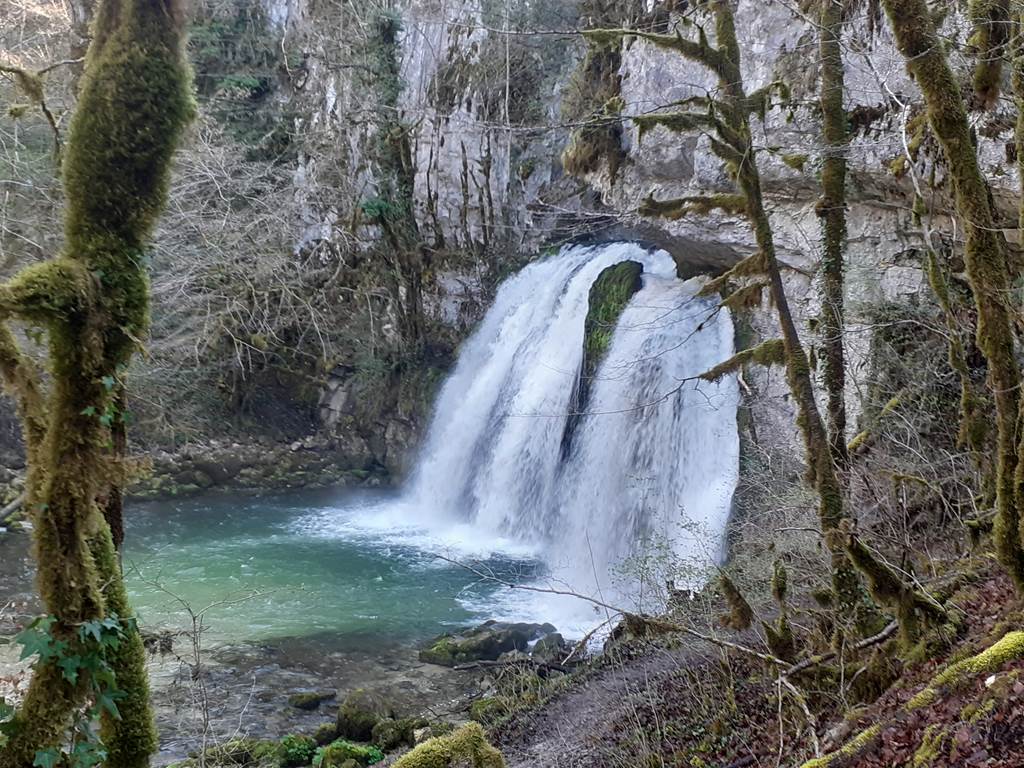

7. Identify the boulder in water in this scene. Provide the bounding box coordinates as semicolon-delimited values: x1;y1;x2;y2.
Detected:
418;621;558;667
335;688;394;741
287;690;336;710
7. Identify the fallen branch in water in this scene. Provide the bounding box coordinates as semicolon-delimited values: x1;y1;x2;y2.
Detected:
0;494;23;525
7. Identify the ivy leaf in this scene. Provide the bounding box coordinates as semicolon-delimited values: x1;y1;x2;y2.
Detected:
99;413;113;428
33;748;61;768
80;619;104;644
57;655;82;684
72;741;107;768
97;693;122;721
101;375;116;391
81;406;97;417
15;627;52;661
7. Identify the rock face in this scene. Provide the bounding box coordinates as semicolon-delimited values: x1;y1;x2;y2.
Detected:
419;621;560;667
0;0;999;494
246;0;1018;476
127;437;384;500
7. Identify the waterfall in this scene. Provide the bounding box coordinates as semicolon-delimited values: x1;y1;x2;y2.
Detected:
405;243;740;615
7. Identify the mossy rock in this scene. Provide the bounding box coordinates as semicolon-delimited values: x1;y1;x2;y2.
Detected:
419;621;557;667
413;722;456;745
336;688;394;741
371;716;430;751
314;739;384;767
288;690;337;711
392;722;504;768
313;723;340;746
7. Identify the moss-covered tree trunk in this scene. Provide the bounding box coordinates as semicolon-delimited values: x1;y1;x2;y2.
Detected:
817;0;849;471
0;0;194;765
969;0;1012;108
881;0;1024;590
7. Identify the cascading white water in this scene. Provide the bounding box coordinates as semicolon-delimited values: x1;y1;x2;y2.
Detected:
548;272;739;607
405;243;739;617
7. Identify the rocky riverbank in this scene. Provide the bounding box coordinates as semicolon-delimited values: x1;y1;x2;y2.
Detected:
0;527;487;765
0;436;393;534
129;436;391;501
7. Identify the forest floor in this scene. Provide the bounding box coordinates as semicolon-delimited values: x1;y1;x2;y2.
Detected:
491;559;1024;768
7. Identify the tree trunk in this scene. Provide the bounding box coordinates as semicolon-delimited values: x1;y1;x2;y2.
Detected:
882;0;1024;590
0;0;194;763
817;0;850;471
712;0;870;622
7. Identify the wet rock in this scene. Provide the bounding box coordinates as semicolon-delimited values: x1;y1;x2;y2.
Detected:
287;690;336;710
335;688;394;741
419;621;558;667
530;632;567;664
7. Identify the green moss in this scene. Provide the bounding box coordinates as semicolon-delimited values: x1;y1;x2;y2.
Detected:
392;723;504;768
699;339;786;383
278;734;317;767
197;737;280;766
967;0;1011;107
0;0;193;763
581;260;643;398
782;153;808;171
418;636;459;666
911;724;948;767
881;0;1024;594
718;573;753;630
849;649;902;704
799;724;881;767
314;740;384;768
336;689;392;741
90;526;158;768
370;717;429;751
763;615;796;663
908;630;1024;709
561;2;643;182
312;724;340;747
